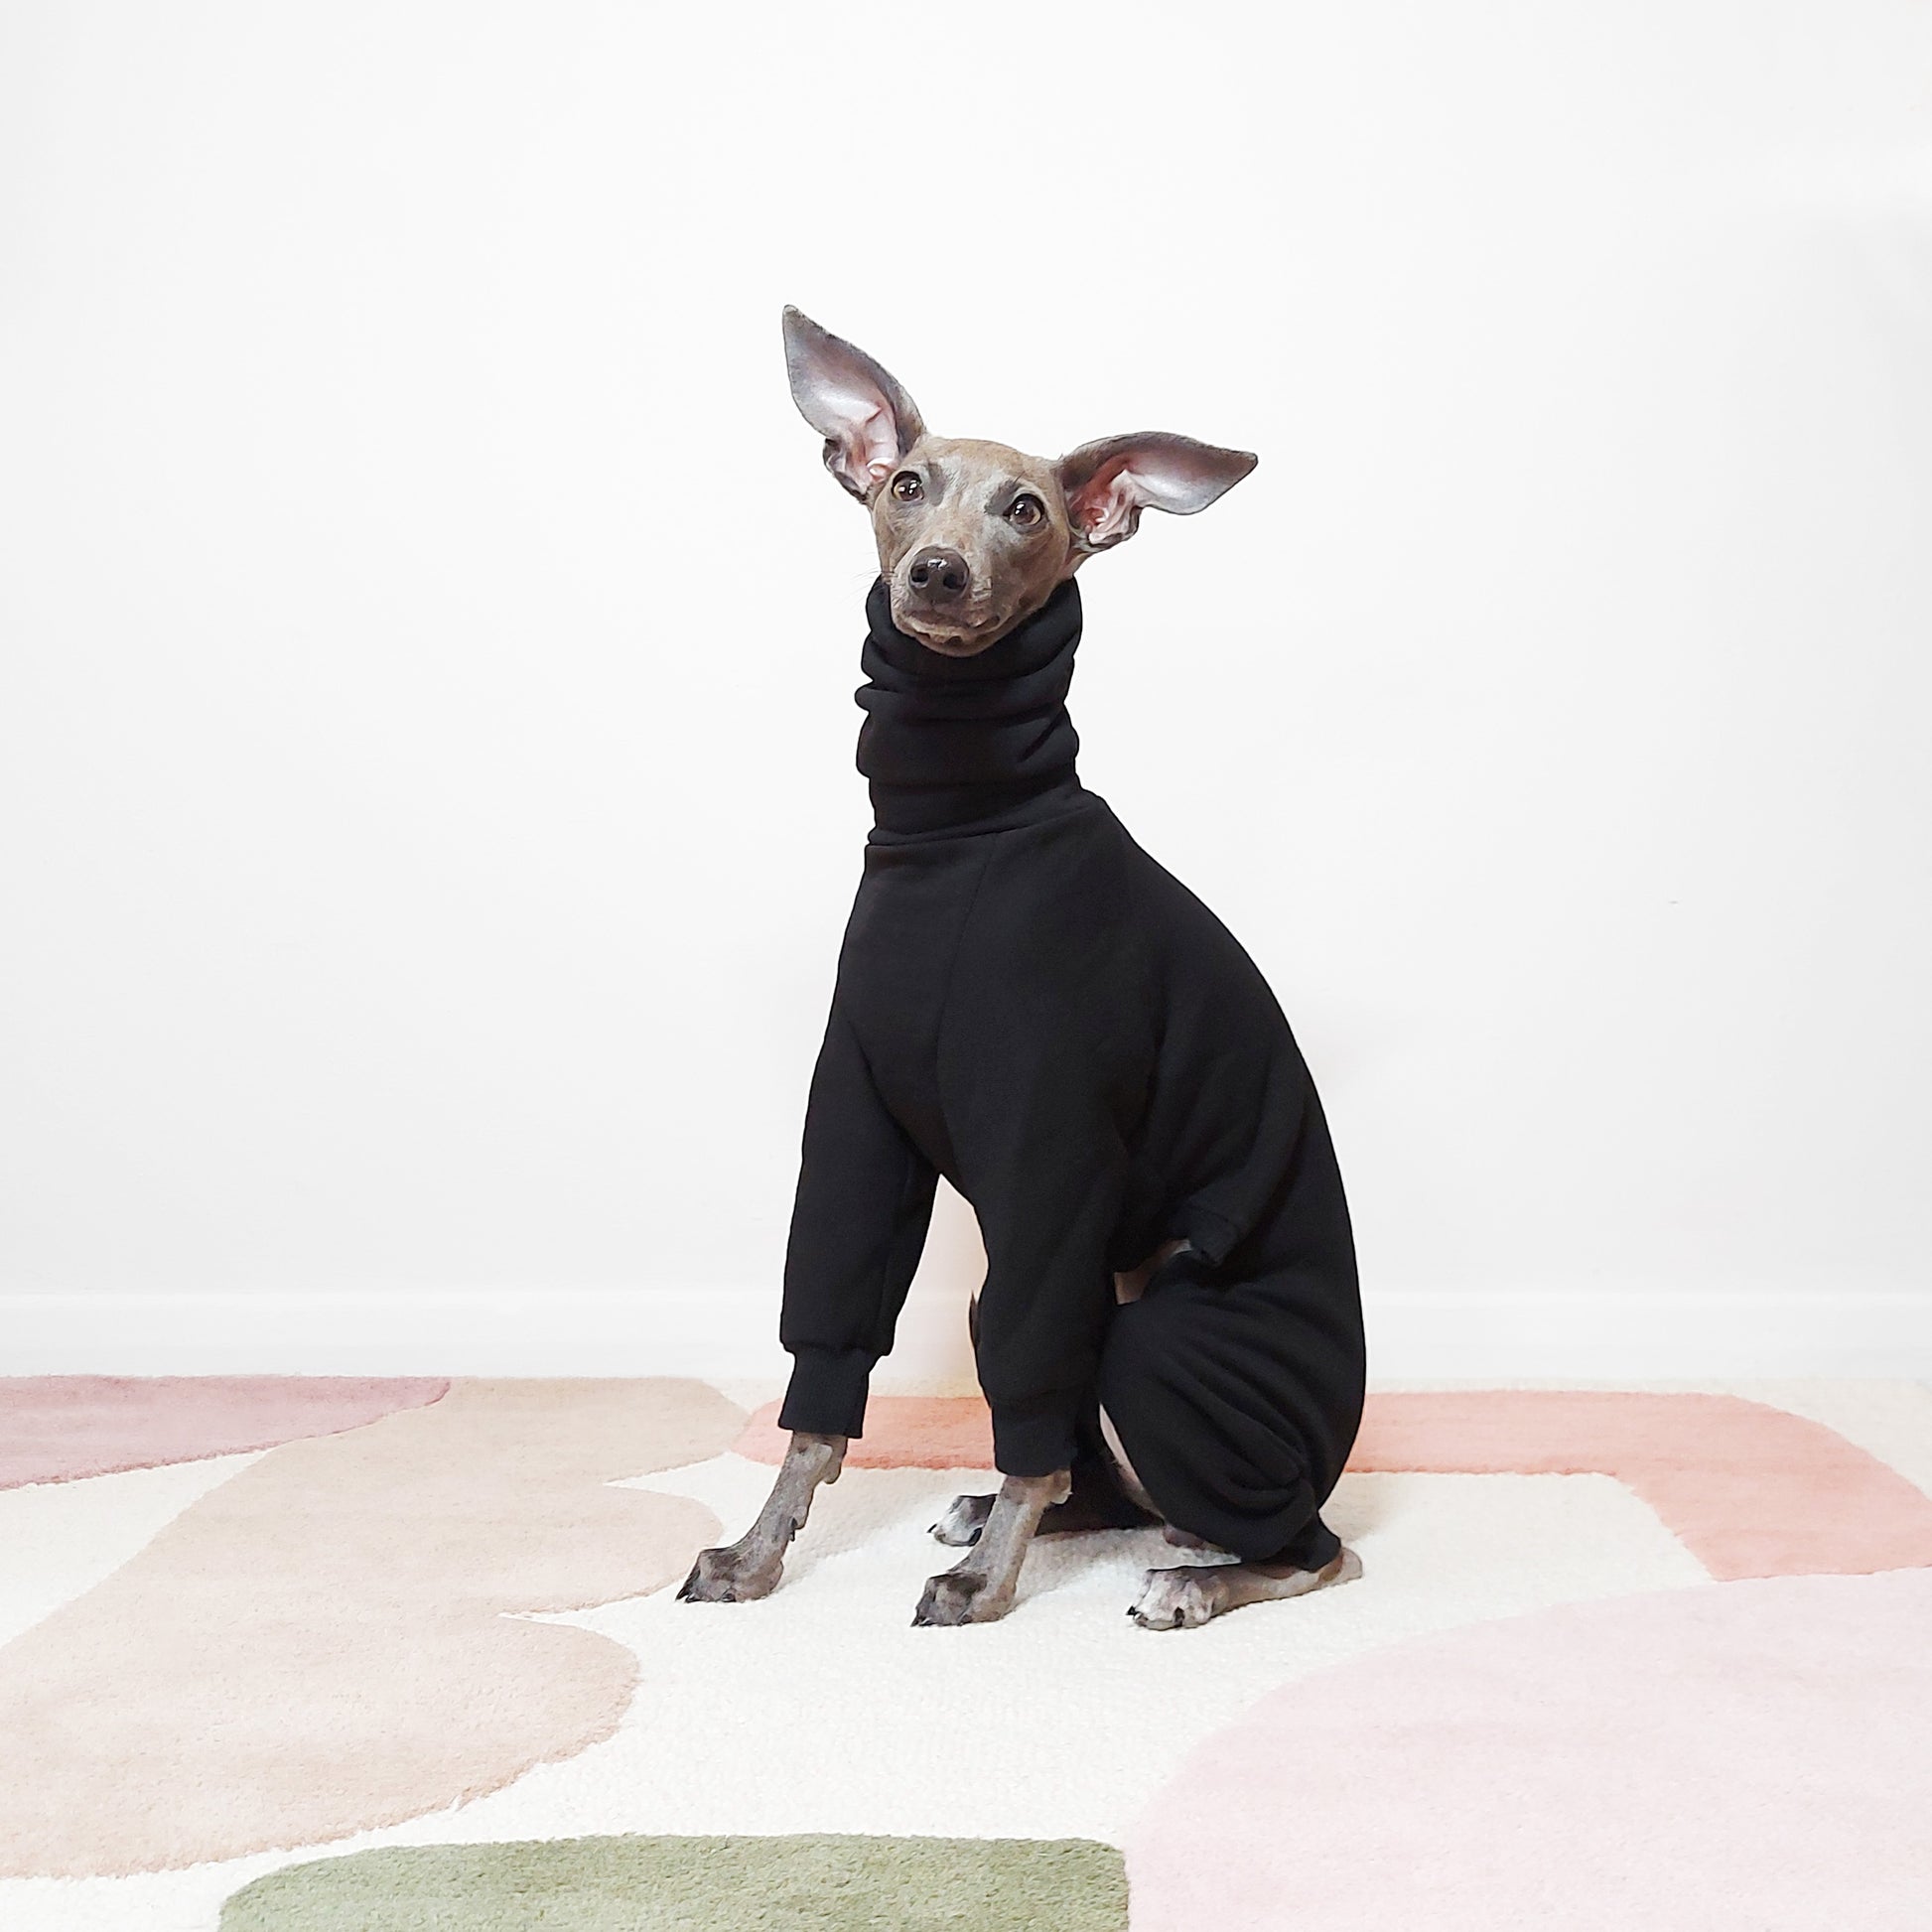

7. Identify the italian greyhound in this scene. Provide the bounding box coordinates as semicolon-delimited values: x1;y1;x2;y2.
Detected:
679;310;1364;1629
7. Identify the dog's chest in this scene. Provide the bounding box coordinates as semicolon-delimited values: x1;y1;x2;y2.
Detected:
845;809;1138;1013
833;805;1157;1139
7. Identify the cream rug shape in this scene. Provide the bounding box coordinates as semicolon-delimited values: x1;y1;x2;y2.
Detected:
397;1461;1705;1851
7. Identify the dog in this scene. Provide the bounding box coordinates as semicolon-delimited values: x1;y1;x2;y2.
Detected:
679;309;1366;1629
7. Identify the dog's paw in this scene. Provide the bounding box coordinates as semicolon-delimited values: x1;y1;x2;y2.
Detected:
678;1542;782;1604
1127;1565;1223;1631
1128;1548;1363;1629
929;1492;995;1547
911;1567;1010;1627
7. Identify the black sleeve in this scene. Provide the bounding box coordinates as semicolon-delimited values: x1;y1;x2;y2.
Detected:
775;1005;938;1440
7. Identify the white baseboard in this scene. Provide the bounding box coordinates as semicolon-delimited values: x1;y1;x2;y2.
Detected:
1;1287;1927;1383
1358;1288;1932;1380
0;1288;795;1382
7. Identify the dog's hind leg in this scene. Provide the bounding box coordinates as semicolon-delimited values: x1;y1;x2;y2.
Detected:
932;1293;999;1548
1129;1545;1361;1629
679;1431;846;1604
1161;1523;1224;1553
932;1389;1157;1548
914;1468;1071;1625
930;1469;1151;1547
1096;1254;1365;1627
929;1491;995;1547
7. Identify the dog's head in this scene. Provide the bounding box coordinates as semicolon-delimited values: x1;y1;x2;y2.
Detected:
782;308;1257;655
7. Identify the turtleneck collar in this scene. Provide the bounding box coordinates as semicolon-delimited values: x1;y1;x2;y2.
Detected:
855;576;1088;843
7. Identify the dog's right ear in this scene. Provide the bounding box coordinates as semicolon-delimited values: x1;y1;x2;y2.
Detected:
782;307;925;502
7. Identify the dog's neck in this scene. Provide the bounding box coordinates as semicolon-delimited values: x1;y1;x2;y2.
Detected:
856;577;1087;844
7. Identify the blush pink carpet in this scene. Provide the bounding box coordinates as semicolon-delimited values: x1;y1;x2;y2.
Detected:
0;1376;451;1488
1125;1567;1932;1931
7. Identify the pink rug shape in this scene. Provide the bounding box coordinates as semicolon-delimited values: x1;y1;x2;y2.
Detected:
735;1389;1932;1580
1125;1568;1932;1931
1352;1390;1932;1581
0;1376;451;1489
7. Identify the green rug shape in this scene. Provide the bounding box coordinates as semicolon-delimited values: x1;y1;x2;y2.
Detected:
218;1834;1129;1930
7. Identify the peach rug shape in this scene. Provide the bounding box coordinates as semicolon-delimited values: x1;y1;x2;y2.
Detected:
735;1389;1932;1579
1124;1567;1932;1931
0;1375;451;1488
735;1395;998;1469
1353;1389;1932;1580
0;1378;743;1878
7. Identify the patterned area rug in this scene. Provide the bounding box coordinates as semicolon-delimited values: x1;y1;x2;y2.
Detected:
2;1376;1929;1929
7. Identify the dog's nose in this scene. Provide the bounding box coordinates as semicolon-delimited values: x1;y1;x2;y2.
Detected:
907;547;970;603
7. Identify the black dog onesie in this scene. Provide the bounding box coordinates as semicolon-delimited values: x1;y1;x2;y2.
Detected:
776;579;1366;1568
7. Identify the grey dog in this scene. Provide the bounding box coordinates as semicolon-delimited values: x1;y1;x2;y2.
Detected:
680;310;1365;1629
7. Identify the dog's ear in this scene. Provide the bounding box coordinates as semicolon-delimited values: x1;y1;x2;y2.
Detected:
782;307;926;502
1057;434;1257;553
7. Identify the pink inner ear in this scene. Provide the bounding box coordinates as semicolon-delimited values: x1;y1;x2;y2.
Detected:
808;374;902;489
1070;456;1140;544
854;402;898;480
821;393;898;490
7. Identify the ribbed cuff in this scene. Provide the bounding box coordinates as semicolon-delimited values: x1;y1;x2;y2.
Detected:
989;1391;1082;1477
777;1344;877;1440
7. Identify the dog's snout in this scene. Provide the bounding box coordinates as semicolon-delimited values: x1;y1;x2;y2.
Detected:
907;546;970;604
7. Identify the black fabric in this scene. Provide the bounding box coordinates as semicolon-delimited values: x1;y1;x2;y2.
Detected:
777;578;1367;1561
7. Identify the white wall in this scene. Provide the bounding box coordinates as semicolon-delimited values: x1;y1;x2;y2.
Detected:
3;2;1929;1377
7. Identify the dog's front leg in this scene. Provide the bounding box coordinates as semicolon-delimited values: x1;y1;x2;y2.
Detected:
679;1431;846;1604
912;1468;1070;1626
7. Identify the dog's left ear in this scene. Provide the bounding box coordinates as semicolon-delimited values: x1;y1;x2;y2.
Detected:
782;307;926;502
1057;433;1257;554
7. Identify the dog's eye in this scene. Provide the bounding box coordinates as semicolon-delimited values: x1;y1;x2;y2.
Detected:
1007;493;1045;529
891;473;924;502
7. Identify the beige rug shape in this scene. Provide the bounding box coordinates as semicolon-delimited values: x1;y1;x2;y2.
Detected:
0;1379;742;1878
216;1835;1129;1931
